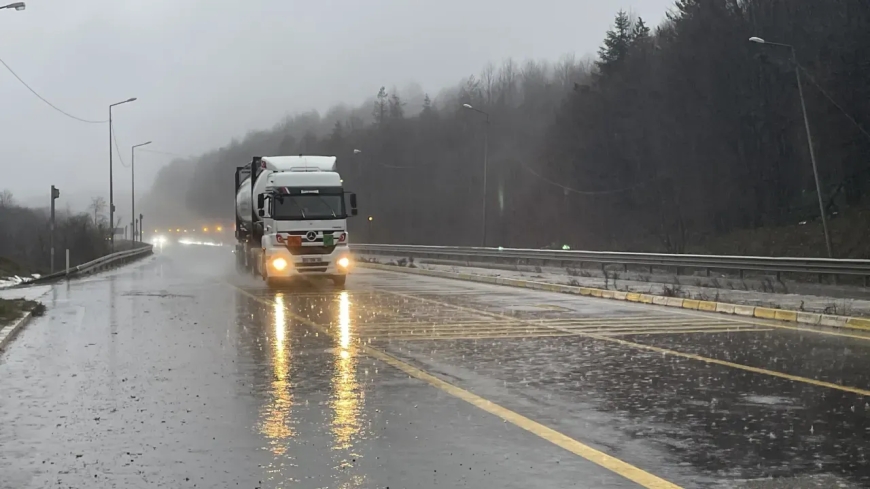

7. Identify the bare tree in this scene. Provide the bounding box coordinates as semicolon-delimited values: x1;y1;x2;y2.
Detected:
480;62;496;106
0;189;15;208
88;196;107;226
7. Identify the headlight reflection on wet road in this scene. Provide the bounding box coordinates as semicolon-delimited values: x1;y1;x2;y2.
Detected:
260;292;295;454
331;291;362;453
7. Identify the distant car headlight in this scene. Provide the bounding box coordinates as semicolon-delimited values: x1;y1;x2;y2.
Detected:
337;257;350;268
271;257;288;271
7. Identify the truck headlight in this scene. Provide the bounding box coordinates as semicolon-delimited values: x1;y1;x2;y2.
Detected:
337;257;350;268
271;257;288;271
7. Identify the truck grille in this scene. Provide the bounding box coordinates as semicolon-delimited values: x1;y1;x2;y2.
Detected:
287;245;335;255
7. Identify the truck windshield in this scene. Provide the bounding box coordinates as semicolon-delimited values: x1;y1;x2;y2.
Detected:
272;194;345;220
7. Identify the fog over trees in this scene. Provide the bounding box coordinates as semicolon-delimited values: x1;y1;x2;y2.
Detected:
142;0;870;256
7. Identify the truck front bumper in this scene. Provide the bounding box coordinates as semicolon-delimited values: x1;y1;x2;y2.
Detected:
262;249;352;278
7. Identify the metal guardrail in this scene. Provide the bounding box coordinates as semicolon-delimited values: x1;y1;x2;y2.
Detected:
352;244;870;281
21;244;153;285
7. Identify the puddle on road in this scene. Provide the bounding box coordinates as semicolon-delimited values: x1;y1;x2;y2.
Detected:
738;395;803;410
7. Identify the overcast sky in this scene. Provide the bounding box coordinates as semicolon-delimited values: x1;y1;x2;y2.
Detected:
0;0;674;209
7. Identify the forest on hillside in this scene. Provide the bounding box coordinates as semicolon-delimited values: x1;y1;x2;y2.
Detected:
141;0;870;256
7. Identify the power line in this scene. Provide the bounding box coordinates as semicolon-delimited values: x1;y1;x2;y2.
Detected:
798;65;870;142
0;56;108;124
111;121;129;168
519;161;653;195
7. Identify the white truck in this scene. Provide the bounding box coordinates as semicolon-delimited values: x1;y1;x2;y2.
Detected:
234;155;358;287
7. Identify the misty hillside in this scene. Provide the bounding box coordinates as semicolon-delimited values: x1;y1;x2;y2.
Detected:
141;0;870;256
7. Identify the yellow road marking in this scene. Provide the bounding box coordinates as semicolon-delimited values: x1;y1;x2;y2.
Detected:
377;332;579;341
379;289;870;397
370;268;870;342
601;328;773;337
533;303;573;311
611;300;870;342
360;319;525;327
585;333;870;397
359;329;564;338
228;283;682;489
363;346;682;489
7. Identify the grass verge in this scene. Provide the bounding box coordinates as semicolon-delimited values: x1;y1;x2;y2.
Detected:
0;298;42;326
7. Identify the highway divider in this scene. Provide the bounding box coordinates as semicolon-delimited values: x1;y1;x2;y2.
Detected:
359;262;870;333
352;244;870;284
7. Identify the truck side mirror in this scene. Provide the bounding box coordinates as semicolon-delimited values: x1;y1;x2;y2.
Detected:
257;194;265;210
349;193;358;216
258;209;265;217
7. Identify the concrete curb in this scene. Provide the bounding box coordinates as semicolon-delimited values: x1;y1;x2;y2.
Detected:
360;263;870;333
0;310;33;351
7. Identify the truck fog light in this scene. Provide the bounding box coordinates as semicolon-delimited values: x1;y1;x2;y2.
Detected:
272;257;288;271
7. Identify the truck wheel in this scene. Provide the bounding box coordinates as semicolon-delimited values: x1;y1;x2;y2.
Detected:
332;275;347;288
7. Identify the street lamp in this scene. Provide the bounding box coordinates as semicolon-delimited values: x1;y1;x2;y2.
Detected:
0;2;25;11
131;140;152;242
109;97;137;251
462;103;490;247
749;37;833;257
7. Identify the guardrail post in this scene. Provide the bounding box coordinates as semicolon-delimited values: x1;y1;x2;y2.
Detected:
65;249;70;278
704;268;710;277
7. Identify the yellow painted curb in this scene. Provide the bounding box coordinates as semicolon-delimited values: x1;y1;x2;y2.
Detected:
846;317;870;331
774;310;798;322
754;307;777;320
698;301;717;312
626;292;641;302
681;299;700;310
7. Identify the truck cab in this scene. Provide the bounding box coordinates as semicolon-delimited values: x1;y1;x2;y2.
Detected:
257;169;357;286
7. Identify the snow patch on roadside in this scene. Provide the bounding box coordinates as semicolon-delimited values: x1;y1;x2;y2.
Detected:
0;274;41;289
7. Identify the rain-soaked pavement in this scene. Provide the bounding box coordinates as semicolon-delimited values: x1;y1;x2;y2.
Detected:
2;244;869;489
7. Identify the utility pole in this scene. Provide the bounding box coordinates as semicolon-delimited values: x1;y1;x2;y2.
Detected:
749;37;833;257
108;97;137;252
50;185;60;273
462;104;491;247
131;141;151;242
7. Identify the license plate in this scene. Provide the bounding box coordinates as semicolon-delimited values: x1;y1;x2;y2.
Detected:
302;257;319;263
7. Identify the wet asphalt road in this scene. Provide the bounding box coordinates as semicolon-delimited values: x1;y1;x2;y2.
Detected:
2;244;870;488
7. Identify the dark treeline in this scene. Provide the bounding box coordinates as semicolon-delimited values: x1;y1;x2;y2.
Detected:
143;0;870;256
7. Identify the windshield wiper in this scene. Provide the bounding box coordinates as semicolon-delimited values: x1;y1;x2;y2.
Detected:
313;195;337;217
